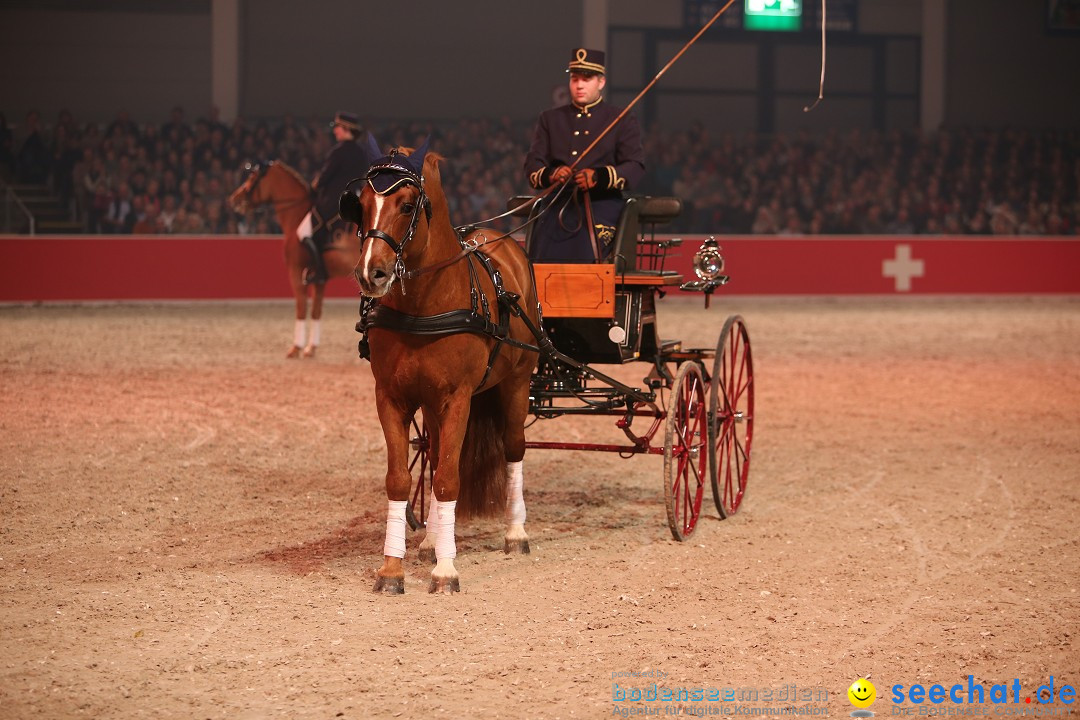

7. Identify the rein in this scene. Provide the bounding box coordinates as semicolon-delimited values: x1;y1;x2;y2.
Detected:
354;153;659;404
238;163;311;215
405;180;575;280
354;159;574;283
355;151;550;389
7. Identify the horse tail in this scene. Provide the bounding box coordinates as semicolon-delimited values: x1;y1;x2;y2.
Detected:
456;387;507;519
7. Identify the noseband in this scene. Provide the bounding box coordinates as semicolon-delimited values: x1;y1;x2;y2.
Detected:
232;163;265;210
354;151;433;281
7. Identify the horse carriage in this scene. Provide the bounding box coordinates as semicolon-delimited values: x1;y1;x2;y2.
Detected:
233;139;753;592
394;190;754;545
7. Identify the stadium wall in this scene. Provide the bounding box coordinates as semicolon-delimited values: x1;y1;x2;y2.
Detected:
2;235;1078;303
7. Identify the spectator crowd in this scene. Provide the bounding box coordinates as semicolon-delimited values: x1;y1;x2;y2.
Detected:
1;106;1077;237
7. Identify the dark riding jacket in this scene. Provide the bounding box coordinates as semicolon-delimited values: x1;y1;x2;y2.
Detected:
525;97;645;197
312;139;370;235
524;98;645;261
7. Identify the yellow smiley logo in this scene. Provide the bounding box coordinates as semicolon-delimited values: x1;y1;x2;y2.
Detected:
848;678;877;709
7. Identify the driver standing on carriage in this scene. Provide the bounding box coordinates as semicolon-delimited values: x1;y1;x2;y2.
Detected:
297;111;370;284
523;48;645;262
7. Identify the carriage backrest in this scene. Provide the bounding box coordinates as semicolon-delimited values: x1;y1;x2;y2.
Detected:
627;196;683;274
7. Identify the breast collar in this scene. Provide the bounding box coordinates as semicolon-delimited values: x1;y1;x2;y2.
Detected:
356;250;541;391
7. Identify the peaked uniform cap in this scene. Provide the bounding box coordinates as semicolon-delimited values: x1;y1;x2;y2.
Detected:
330;111;361;133
567;47;605;75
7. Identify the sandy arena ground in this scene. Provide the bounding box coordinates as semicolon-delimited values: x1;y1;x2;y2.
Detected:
1;295;1078;719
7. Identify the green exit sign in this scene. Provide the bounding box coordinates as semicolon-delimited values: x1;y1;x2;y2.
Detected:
744;0;803;31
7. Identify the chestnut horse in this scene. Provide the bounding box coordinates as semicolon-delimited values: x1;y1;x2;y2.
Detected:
228;162;363;358
348;138;540;594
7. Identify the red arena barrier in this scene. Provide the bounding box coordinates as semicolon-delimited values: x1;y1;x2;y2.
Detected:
2;234;1078;302
664;235;1080;295
0;235;358;302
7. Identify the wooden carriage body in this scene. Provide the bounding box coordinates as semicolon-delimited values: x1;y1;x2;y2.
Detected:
522;195;687;365
405;195;754;541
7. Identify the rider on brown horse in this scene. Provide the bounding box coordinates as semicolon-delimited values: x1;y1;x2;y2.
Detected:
298;111;371;284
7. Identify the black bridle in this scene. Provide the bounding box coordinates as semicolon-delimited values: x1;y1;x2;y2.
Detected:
343;150;432;287
236;162;310;214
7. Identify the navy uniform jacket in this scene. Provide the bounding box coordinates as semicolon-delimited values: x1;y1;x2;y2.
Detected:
524;98;645;261
312;140;369;236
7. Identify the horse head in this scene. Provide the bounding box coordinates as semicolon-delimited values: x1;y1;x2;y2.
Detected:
228;162;268;214
348;136;441;298
229;161;310;217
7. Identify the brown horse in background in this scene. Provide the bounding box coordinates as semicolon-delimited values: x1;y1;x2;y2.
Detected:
349;138;540;593
228;162;363;358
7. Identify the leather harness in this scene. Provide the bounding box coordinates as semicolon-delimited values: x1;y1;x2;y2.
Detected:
353;154;545;390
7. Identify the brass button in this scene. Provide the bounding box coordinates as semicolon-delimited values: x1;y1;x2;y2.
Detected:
576;113;582;118
571;150;578;156
574;131;580;136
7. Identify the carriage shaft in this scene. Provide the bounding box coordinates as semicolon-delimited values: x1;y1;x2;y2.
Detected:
525;441;664;455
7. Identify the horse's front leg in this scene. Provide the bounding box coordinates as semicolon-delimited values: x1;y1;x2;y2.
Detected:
302;284;325;358
417;488;439;565
287;266;308;359
428;395;471;594
373;398;414;595
417;413;442;565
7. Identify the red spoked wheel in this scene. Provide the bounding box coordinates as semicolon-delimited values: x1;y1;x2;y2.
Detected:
710;315;754;518
663;361;709;541
405;416;434;530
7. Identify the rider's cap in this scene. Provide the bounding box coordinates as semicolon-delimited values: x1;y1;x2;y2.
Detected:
567;48;605;75
330;111;361;133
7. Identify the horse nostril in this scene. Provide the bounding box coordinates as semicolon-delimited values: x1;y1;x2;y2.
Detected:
372;269;387;281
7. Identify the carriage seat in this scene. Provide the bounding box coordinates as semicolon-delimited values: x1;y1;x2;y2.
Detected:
507;195;683;276
611;197;683;277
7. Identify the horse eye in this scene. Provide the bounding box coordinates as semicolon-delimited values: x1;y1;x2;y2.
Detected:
400;202;415;214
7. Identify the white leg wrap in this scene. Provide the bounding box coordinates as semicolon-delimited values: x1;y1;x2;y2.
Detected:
296;212;313;239
383;500;407;558
421;490;440;544
506;461;526;526
293;319;306;348
308;319;321;347
434;500;457;560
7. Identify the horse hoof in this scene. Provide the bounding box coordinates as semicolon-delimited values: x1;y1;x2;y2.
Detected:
428;576;460;594
286;345;301;359
373;575;405;594
302;345;317;358
417;546;437;565
504;538;531;555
